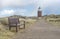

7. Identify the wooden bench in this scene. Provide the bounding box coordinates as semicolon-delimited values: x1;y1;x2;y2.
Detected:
8;17;25;32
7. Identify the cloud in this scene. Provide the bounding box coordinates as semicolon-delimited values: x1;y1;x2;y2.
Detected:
39;0;60;9
1;0;60;8
0;10;15;17
15;9;27;15
1;10;14;14
1;0;38;7
18;9;27;13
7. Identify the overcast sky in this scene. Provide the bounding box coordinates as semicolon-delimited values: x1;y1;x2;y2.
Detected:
0;0;60;17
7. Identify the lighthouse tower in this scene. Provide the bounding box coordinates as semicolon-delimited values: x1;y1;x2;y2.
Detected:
38;7;42;17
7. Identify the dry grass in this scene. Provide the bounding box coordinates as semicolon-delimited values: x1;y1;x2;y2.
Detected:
0;17;37;39
46;17;60;26
0;24;15;39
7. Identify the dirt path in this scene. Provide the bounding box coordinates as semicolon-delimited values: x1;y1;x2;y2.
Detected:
13;19;60;39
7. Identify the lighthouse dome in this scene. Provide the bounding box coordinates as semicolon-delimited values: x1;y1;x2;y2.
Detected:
38;7;42;11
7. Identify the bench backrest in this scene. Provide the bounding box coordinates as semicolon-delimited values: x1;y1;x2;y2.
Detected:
8;17;20;24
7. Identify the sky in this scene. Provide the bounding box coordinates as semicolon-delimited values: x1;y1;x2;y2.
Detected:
0;0;60;17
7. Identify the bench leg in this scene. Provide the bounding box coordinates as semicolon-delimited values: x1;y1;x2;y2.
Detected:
19;26;20;29
16;26;18;32
24;24;25;29
9;26;11;30
24;21;25;29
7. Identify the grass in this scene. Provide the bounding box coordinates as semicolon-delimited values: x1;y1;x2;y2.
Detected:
0;17;37;39
0;24;15;39
46;17;60;26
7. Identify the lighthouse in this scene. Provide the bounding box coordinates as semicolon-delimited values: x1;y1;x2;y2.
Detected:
38;7;42;17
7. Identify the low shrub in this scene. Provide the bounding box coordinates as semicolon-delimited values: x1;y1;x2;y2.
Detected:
0;18;8;25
